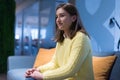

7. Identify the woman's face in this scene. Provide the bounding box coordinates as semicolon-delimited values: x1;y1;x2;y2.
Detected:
56;8;76;31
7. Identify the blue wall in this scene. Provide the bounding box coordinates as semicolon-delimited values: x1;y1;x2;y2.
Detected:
76;0;116;54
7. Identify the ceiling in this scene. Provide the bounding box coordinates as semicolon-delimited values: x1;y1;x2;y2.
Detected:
15;0;37;14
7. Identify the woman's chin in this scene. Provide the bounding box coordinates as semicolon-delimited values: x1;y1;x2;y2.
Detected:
58;27;64;30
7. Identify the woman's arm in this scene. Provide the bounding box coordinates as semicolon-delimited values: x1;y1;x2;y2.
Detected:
37;54;58;73
37;44;59;73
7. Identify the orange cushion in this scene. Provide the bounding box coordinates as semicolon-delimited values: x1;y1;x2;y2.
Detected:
93;55;116;80
33;48;55;68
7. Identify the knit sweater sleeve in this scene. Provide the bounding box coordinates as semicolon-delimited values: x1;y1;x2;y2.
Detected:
42;33;91;80
37;55;57;73
37;44;58;72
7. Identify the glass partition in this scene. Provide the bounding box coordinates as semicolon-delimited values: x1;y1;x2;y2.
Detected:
15;0;68;56
15;1;39;56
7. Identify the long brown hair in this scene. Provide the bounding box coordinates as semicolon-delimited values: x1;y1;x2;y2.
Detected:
55;3;89;43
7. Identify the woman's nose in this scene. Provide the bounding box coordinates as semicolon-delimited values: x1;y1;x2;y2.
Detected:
56;17;60;22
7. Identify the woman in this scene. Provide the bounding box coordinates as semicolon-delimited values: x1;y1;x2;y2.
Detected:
25;3;94;80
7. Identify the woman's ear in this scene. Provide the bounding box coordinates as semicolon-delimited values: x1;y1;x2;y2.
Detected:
72;15;77;22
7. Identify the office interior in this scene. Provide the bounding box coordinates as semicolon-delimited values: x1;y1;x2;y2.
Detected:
0;0;120;80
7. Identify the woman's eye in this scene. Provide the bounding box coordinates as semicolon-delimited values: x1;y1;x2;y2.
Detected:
60;14;64;17
56;14;65;19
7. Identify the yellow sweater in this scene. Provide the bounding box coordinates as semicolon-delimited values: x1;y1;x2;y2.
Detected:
38;32;94;80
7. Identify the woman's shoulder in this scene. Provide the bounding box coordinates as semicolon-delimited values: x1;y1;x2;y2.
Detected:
72;31;90;42
75;31;88;38
74;31;91;45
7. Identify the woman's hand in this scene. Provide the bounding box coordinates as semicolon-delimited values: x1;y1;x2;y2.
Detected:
30;70;43;80
25;68;43;80
25;68;36;78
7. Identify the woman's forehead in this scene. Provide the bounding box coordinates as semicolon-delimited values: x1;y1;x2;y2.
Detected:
56;8;67;15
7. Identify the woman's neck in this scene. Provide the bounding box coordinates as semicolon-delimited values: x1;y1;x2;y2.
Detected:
63;31;69;38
